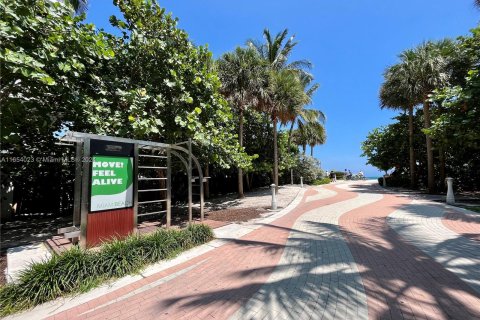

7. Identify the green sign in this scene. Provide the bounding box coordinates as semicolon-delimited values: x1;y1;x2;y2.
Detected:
90;155;133;212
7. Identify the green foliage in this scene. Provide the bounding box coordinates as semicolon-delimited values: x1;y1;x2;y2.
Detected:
216;47;267;114
362;113;425;174
372;24;480;191
331;171;345;179
291;155;323;184
216;46;266;172
362;128;400;174
294;122;326;156
0;0;250;169
430;25;480;149
278;131;299;172
235;109;273;174
377;175;410;188
0;0;114;172
0;0;117;215
0;224;214;316
1;0;254;216
88;0;251;169
312;178;331;185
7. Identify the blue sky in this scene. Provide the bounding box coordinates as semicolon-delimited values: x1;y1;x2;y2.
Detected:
85;0;479;177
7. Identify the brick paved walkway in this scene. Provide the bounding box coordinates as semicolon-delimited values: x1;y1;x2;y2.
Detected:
388;199;480;297
339;184;480;320
230;186;379;320
442;209;480;242
10;181;480;320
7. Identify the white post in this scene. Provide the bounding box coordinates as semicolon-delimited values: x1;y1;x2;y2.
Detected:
270;184;277;210
300;177;304;188
383;176;387;187
446;177;455;204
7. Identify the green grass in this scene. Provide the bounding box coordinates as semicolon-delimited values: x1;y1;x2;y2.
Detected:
0;224;214;316
455;205;480;213
312;178;331;185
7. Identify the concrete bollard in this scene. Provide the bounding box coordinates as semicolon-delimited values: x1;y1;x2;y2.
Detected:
446;177;455;204
271;184;277;210
300;177;304;188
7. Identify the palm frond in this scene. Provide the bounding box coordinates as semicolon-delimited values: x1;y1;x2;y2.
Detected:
65;0;88;14
288;59;313;70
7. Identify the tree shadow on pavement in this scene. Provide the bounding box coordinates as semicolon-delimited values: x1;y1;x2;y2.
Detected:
155;182;480;319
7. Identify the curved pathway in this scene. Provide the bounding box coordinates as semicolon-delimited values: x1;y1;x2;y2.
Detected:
10;181;480;320
442;209;480;242
40;185;357;320
339;183;480;320
388;200;480;295
231;185;380;320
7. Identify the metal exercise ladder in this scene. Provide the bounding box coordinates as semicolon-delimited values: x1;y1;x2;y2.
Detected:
136;147;170;223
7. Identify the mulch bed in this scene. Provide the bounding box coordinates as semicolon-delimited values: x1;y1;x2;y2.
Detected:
205;207;268;222
0;252;6;286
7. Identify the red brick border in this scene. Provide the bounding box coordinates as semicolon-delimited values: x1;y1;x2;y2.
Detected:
442;210;480;242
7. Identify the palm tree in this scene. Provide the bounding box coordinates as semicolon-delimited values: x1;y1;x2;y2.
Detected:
263;69;306;191
305;122;326;156
293;129;308;154
217;47;266;198
380;62;421;189
248;29;312;74
248;29;312;192
405;41;451;193
285;74;326;147
292;121;326;156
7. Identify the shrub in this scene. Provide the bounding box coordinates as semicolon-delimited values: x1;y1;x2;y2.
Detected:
0;224;214;316
377;175;409;188
333;171;345;179
312;178;331;185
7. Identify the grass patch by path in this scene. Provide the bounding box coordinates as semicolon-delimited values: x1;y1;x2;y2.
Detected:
312;178;331;185
0;224;214;316
455;205;480;213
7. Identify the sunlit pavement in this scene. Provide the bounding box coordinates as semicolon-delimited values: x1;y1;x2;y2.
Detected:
10;181;480;320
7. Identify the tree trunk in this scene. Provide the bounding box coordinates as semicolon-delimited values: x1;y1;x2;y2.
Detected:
423;100;435;193
408;105;416;189
237;108;245;198
273;117;279;194
287;120;295;146
310;145;314;157
302;144;306;154
204;164;210;199
439;145;446;186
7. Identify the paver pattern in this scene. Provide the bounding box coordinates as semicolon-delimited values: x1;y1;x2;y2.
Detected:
388;200;480;295
12;181;480;320
339;184;480;320
230;186;380;320
43;185;353;320
442;209;480;242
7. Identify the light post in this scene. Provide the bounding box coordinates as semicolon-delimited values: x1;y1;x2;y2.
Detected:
271;184;277;210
